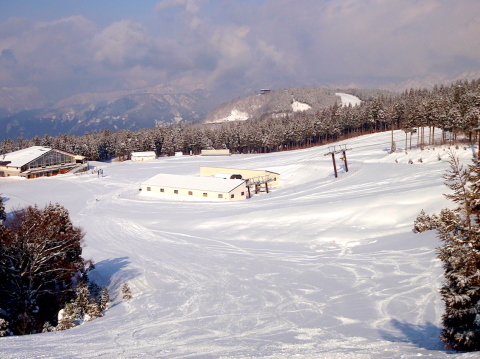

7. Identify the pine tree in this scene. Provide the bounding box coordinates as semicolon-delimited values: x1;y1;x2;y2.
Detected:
122;282;132;300
56;302;81;331
86;297;102;320
74;281;90;317
99;286;110;312
416;151;480;351
413;210;439;233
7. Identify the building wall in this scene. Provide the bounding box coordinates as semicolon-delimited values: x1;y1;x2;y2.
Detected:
140;182;247;201
200;149;230;156
199;166;280;186
0;166;25;178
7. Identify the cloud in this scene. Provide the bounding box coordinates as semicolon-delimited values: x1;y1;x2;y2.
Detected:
1;0;480;108
155;0;204;14
91;20;150;68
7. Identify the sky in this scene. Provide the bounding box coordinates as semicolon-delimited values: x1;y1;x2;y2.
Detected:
1;0;480;106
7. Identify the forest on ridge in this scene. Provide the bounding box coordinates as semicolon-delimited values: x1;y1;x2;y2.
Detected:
1;79;480;160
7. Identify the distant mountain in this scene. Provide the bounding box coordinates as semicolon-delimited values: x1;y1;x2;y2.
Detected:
0;86;50;113
379;71;480;93
205;87;341;124
0;87;213;140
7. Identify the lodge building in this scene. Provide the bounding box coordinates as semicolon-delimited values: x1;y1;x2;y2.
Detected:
140;167;280;201
0;146;87;178
131;151;156;161
140;173;248;201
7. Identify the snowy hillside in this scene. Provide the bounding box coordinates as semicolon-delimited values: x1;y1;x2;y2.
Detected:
0;130;478;358
336;92;362;107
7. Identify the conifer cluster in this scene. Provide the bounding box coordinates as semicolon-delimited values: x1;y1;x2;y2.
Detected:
1;78;480;160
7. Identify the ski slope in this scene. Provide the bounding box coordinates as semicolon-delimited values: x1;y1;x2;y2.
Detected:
336;93;362;107
0;130;478;358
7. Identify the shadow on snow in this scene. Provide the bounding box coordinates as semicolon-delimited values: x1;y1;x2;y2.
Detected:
379;319;447;352
89;256;140;292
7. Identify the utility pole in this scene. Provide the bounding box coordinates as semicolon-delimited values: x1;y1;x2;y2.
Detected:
324;144;351;178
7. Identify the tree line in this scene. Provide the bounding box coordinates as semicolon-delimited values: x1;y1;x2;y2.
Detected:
1;79;479;161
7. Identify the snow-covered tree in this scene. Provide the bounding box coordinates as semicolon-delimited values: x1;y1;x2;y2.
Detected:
100;286;110;312
122;282;132;300
75;282;91;314
0;311;9;337
415;152;480;351
86;297;103;320
413;210;438;233
0;203;86;335
56;302;81;331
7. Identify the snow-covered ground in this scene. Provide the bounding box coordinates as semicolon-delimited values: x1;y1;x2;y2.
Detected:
1;130;478;358
207;109;249;123
336;93;362;107
292;100;311;112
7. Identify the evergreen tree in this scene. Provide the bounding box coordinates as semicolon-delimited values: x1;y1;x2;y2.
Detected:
56;302;81;331
100;286;110;312
413;209;438;233
74;281;91;316
86;297;102;320
122;282;132;300
415;152;480;351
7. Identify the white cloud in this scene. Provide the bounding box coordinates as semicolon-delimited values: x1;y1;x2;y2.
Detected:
91;20;150;67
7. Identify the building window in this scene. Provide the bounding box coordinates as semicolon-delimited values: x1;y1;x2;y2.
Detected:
188;191;193;195
231;194;234;199
218;194;223;198
174;190;178;194
147;187;151;191
160;188;164;192
241;192;245;196
203;193;208;197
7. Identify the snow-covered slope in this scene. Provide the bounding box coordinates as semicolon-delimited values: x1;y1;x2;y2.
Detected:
0;131;477;358
336;92;362;107
292;100;311;112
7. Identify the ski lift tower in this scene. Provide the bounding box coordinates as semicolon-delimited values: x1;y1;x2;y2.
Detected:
324;144;351;178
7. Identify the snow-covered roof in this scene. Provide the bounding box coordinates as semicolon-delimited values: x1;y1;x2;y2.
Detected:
131;151;156;157
142;174;245;193
1;146;52;167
